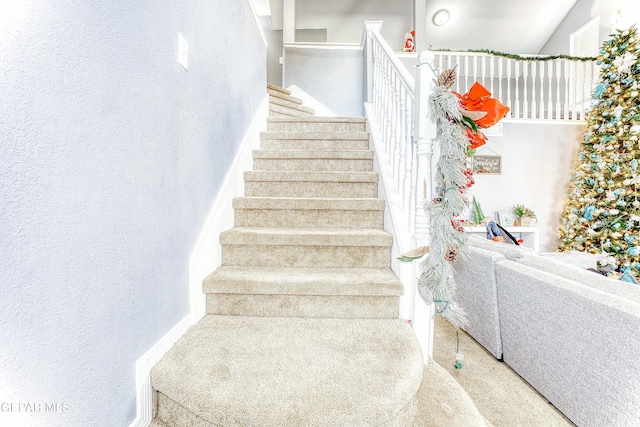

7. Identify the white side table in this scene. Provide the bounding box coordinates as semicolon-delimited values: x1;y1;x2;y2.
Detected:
465;226;540;252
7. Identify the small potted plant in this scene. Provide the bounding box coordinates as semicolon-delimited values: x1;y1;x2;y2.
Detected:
513;204;536;226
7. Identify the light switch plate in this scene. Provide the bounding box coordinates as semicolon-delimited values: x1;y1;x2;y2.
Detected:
178;33;188;70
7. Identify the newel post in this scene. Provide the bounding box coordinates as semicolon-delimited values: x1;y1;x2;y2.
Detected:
412;50;437;361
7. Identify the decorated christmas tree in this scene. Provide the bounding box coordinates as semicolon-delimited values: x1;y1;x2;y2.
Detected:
558;25;640;276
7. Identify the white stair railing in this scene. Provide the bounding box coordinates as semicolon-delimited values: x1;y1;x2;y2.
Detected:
432;51;599;121
363;22;436;361
362;24;598;362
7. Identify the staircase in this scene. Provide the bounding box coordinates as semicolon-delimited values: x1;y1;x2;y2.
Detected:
150;86;424;426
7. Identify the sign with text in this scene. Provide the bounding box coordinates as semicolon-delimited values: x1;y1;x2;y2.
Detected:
472;154;501;175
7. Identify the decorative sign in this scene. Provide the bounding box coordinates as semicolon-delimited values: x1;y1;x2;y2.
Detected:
472;154;501;175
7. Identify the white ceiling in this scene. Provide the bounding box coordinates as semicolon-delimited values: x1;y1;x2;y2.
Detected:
423;0;578;53
254;0;581;54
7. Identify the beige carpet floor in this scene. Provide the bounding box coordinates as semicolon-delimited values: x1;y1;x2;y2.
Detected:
426;316;575;427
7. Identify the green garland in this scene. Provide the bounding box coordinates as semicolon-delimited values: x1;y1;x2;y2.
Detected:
434;48;597;62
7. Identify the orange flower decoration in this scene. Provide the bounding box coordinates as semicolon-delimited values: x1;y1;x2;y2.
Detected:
455;82;510;128
466;128;488;149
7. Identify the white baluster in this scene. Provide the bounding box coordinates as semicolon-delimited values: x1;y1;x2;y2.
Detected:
481;55;486;87
537;62;545;119
473;55;478;87
531;62;538;119
464;55;470;93
564;61;571;120
514;61;520;119
404;96;414;212
505;58;512;118
547;61;554;120
398;85;406;206
497;57;503;104
490;55;495;95
556;60;562;120
523;63;529;118
455;54;461;93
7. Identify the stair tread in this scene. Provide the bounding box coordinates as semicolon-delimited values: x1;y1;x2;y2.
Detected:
268;116;365;124
233;196;384;210
203;266;402;296
260;131;370;140
269;95;310;110
269;103;315;117
152;315;423;427
245;170;378;182
268;91;302;104
267;83;291;95
253;149;373;160
220;227;392;246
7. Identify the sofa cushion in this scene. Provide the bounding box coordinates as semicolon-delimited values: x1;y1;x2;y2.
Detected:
517;253;640;305
452;246;505;359
539;250;601;269
468;234;533;260
495;259;640;427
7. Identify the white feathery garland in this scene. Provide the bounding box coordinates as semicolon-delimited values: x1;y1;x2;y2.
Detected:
417;85;471;330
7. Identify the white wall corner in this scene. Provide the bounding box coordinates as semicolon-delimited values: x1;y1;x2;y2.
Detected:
247;0;269;48
129;94;269;427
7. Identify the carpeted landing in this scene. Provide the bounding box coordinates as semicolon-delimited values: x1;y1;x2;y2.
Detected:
152;315;423;426
430;316;575;427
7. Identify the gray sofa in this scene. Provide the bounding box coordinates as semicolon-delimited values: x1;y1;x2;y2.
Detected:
453;235;640;427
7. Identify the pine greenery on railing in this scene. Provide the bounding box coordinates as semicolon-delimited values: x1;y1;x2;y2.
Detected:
435;48;598;62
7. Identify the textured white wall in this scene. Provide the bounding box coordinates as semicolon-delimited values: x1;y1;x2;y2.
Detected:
0;1;265;426
540;0;636;55
296;0;413;50
468;121;583;251
283;46;364;116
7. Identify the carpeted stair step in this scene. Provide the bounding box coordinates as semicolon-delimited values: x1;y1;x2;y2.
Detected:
269;102;315;117
203;266;402;318
253;149;373;172
267;116;367;132
267;84;315;117
233;197;384;228
260;131;370;150
151;315;423;427
267;83;291;96
269;94;311;111
268;90;301;105
244;171;379;198
220;227;392;268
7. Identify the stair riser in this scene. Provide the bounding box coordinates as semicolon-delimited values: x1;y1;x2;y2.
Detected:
234;209;384;228
267;84;291;96
269;104;314;117
260;139;370;151
267;122;366;132
269;94;304;109
222;245;391;268
207;294;400;318
245;182;378;198
156;392;213;427
253;158;372;172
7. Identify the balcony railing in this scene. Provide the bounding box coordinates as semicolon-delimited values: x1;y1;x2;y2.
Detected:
432;51;599;121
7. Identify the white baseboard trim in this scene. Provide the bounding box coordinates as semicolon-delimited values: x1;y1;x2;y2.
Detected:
129;94;269;427
129;315;191;427
188;95;269;324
